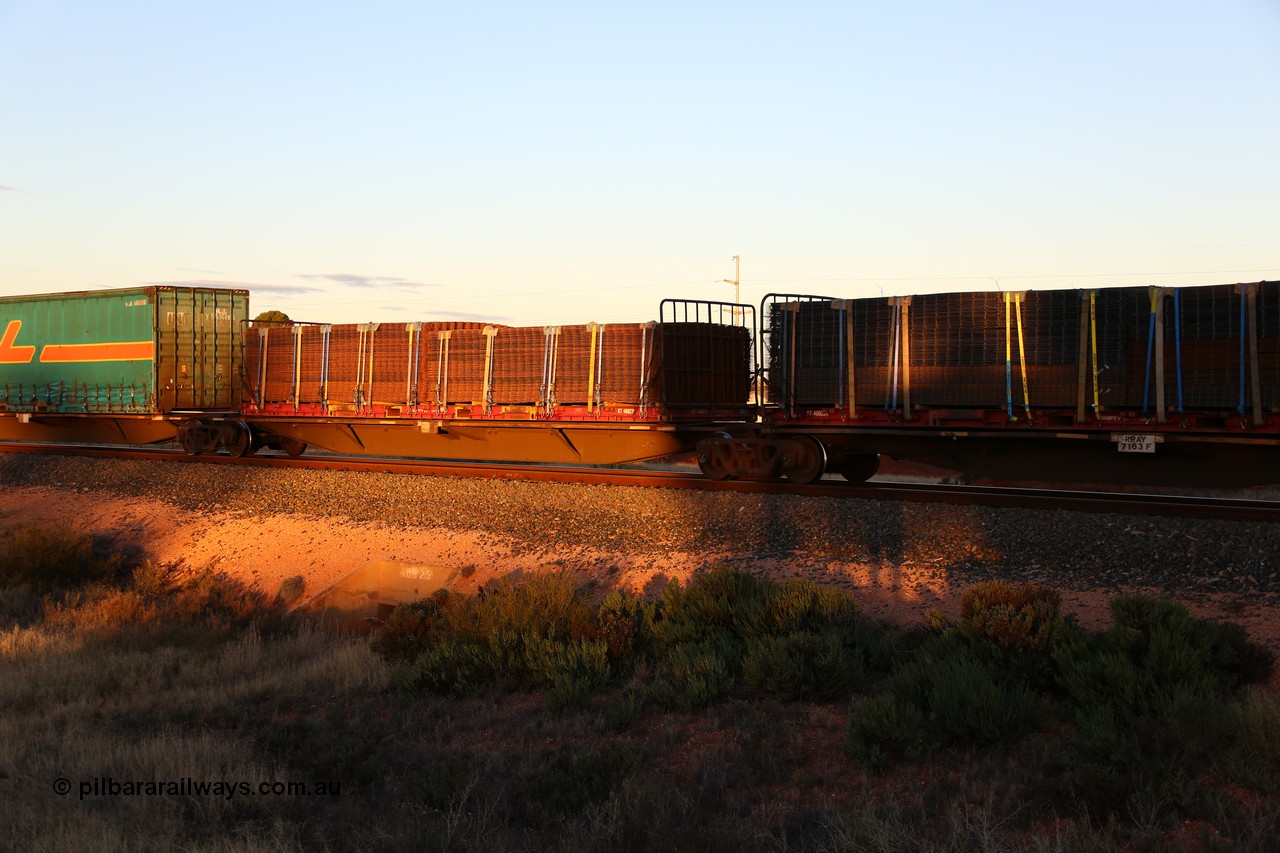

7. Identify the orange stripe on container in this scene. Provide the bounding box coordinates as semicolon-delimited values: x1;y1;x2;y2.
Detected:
39;341;156;363
0;320;37;364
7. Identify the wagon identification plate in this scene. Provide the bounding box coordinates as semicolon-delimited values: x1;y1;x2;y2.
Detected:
1111;433;1162;454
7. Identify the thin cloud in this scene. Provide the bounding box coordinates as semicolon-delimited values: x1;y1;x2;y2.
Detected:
145;279;325;295
0;184;21;192
369;306;509;324
426;309;512;324
298;273;440;290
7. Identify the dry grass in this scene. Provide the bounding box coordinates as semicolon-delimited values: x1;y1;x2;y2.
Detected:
3;525;1279;852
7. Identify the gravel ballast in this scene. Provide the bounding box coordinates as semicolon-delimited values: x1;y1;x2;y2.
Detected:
1;452;1277;606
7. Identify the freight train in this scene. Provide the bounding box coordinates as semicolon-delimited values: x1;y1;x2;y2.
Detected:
1;281;1277;488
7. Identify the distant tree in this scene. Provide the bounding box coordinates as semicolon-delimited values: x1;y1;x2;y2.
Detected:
254;310;291;325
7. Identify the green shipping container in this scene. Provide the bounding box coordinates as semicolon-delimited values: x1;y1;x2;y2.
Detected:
0;286;249;414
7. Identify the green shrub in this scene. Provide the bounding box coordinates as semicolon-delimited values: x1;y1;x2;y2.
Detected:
649;637;736;710
1054;595;1274;781
923;653;1039;746
741;628;867;701
844;635;1040;771
1055;597;1272;724
473;572;596;642
596;590;657;667
370;590;451;662
1110;595;1274;687
652;565;770;650
1233;689;1280;774
525;636;611;710
397;638;496;697
845;694;929;774
759;577;860;635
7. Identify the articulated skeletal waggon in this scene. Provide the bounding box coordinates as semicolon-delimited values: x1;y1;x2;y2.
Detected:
1;281;1277;488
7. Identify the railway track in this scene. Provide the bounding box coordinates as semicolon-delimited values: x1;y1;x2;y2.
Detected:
2;441;1278;522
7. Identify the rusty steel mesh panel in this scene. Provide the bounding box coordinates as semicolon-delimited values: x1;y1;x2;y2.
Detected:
324;326;363;404
243;328;263;402
655;323;751;406
442;328;488;404
296;326;326;404
260;326;296;403
554;326;593;405
490;327;543;405
411;323;490;406
600;324;656;404
368;324;410;405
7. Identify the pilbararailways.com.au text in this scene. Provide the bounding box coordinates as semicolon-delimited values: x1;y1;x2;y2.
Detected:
55;777;341;801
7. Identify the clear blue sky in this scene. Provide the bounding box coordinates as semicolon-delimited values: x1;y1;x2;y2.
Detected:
2;1;1278;326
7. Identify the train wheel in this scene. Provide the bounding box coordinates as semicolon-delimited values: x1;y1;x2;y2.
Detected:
225;423;254;458
696;433;735;481
278;438;307;457
178;423;206;456
782;436;826;485
836;453;880;483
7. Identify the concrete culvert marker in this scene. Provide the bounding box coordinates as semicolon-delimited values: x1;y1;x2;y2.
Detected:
301;559;453;632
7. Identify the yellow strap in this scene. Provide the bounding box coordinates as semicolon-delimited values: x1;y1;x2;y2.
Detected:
586;323;599;412
1089;291;1100;413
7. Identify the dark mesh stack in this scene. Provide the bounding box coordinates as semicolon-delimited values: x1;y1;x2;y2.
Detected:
765;282;1280;414
766;300;844;406
908;293;1006;407
656;323;752;406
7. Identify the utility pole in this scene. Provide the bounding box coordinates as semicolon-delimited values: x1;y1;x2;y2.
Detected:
723;255;741;323
723;255;740;304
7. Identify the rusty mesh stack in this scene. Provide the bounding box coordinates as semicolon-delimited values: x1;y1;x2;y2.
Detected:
244;325;298;404
241;313;749;413
599;323;658;404
489;326;544;405
366;324;411;406
411;323;489;407
294;326;326;404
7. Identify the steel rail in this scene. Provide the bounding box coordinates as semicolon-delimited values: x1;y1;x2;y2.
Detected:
1;441;1278;522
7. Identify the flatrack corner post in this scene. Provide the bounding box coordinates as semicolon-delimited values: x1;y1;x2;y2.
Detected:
831;298;857;420
291;323;305;413
898;296;912;419
586;322;600;414
1245;282;1264;427
1076;290;1090;423
481;325;499;415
